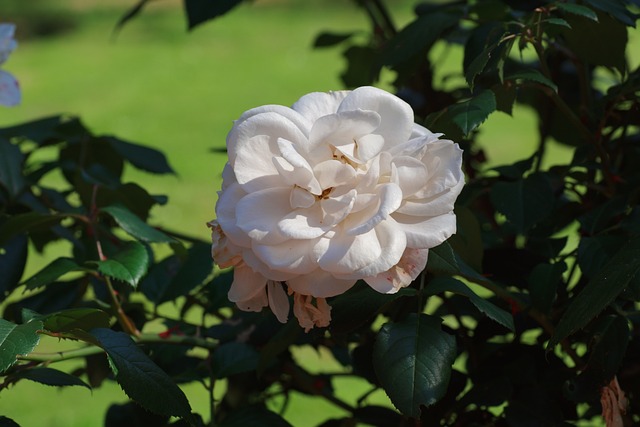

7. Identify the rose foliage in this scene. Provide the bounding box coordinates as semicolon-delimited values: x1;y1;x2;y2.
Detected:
1;1;640;426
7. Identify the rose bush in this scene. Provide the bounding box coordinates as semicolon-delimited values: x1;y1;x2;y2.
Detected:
210;86;464;330
0;23;20;107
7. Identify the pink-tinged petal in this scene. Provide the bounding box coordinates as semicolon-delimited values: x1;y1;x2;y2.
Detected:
391;156;429;197
0;70;20;107
215;182;251;248
236;187;292;245
292;294;333;331
278;205;330;239
313;160;356;189
288;271;356;298
267;281;290;323
337;86;414;151
317;227;382;274
228;264;267;307
335;218;406;279
309;110;380;146
291;90;350;123
252;238;319;275
241;249;297;281
392;212;457;248
290;186;315;209
209;220;242;268
364;248;429;293
346;183;403;235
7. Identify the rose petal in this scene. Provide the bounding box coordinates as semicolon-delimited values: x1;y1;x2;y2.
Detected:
392;211;457;248
346;182;403;235
337;86;414;151
287;270;356;298
308;109;381;153
391;156;429;197
316;226;382;274
321;188;356;226
292;90;350;123
397;178;464;216
267;281;290;323
290;186;316;209
278;205;331;239
216;182;251;248
236;187;292;245
228;264;267;306
252;238;319;275
241;249;297;281
313;160;357;189
364;248;428;293
233;104;312;139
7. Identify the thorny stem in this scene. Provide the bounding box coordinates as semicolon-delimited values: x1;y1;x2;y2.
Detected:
105;275;140;337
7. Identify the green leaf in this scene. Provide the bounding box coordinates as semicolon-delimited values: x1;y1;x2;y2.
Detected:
0;319;43;373
107;137;174;175
0;234;28;302
22;258;82;291
373;314;456;418
556;3;598;21
490;173;555;234
90;328;193;420
0;213;67;246
583;0;636;26
0;139;25;198
587;315;629;381
313;31;355;48
545;17;572;28
426;241;459;275
549;238;640;348
183;0;245;30
43;308;111;333
219;405;292;427
491;82;517;115
528;262;566;314
426;277;515;331
0;416;20;427
101;204;175;243
507;69;558;93
465;41;502;90
450;90;497;135
380;12;459;66
17;367;91;390
211;342;259;379
257;319;300;376
95;241;149;288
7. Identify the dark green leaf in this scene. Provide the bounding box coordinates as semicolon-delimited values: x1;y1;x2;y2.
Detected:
0;115;81;146
545;18;572;28
43;308;111;333
90;328;193;420
313;31;355;48
492;156;534;179
507;69;558;93
107;137;174;175
491;82;517;115
550;238;640;348
18;367;91;390
101;204;175;243
380;13;459;67
211;342;259;379
340;45;379;88
0;319;43;373
425;277;515;331
465;41;503;90
0;212;67;246
373;313;456;418
0;139;25;197
450;90;497;135
587;315;629;381
490;172;555;233
95;241;149;288
528;262;566;314
22;258;82;291
219;405;292;427
183;0;245;30
556;3;598;21
257;319;300;376
583;0;636;26
0;416;20;427
426;241;459;275
0;234;28;302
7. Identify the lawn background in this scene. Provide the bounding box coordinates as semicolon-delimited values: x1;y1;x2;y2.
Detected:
0;0;638;425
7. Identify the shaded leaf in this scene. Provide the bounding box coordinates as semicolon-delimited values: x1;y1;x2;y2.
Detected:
0;213;67;246
373;314;456;418
0;234;28;302
0;319;43;373
450;90;497;135
0;416;20;427
183;0;245;30
587;315;630;381
313;31;355;48
528;262;566;314
426;277;515;331
18;367;91;390
219;405;292;427
0;139;25;197
211;342;259;379
22;258;82;291
583;0;637;26
95;241;149;288
549;238;640;347
556;3;598;21
545;18;572;28
43;308;111;333
426;241;459;275
507;69;558;93
101;204;175;243
107;137;174;175
90;328;193;420
492;82;517;115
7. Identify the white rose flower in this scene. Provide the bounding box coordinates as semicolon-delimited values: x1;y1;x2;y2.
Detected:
210;86;464;331
0;23;20;107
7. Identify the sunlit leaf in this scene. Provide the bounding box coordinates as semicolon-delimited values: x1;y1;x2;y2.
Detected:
450;90;497;135
101;204;175;243
94;241;149;288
